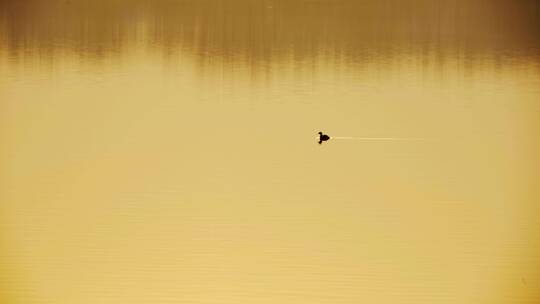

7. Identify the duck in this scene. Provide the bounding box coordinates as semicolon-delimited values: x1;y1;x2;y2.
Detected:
318;132;330;144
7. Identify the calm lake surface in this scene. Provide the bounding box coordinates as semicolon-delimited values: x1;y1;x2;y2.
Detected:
1;1;540;303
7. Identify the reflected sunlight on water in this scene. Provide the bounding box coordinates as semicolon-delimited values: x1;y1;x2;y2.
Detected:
1;1;540;304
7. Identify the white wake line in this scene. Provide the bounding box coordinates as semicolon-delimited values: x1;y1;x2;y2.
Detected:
331;136;427;141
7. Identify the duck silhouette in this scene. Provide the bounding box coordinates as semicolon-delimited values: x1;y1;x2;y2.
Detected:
318;132;330;144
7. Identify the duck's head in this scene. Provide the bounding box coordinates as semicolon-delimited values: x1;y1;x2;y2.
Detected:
318;132;323;135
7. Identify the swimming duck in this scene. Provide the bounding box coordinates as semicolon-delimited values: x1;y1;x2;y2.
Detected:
318;132;330;144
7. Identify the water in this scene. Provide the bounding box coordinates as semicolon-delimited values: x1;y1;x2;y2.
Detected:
1;1;540;303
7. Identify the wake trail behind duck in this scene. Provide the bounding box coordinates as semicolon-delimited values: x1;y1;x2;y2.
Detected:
331;136;426;141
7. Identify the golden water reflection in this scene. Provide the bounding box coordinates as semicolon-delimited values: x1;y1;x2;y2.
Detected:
1;1;540;304
1;0;540;65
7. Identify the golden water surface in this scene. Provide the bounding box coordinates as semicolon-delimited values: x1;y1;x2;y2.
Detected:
1;1;540;303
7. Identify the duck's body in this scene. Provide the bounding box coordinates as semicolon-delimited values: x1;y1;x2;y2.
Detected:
318;132;330;144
